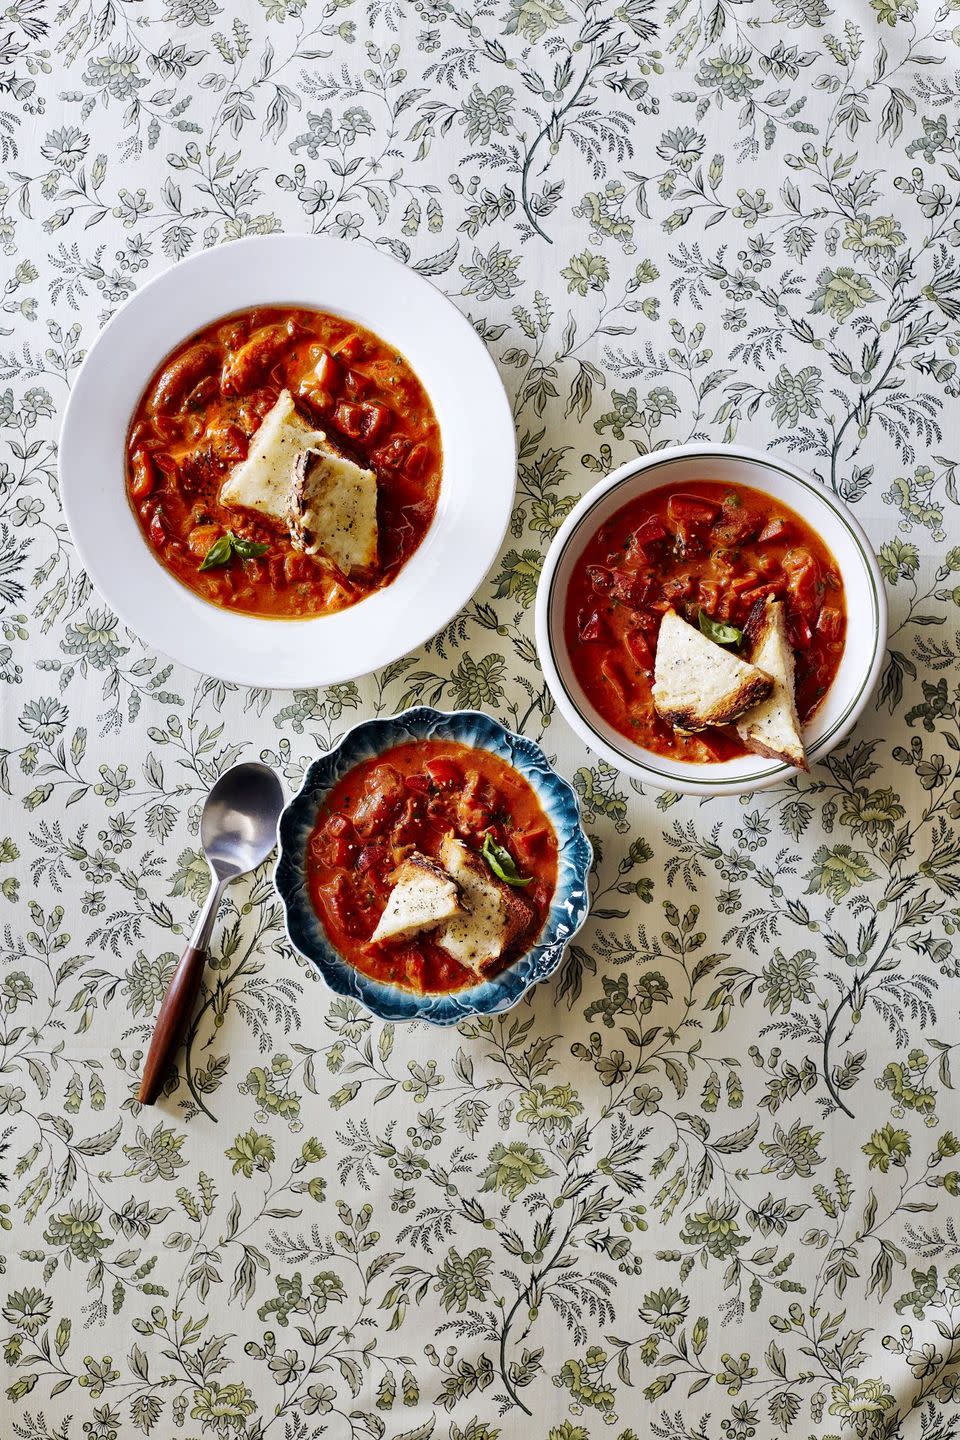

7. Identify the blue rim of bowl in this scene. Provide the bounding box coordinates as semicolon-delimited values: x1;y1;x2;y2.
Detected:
275;707;594;1024
537;446;887;792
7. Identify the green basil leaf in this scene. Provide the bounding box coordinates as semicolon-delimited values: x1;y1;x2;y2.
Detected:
199;534;235;571
699;611;743;648
231;534;269;560
198;532;269;571
481;832;533;888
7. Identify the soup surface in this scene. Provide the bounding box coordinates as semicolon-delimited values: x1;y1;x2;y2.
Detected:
564;479;847;763
126;306;442;617
307;740;558;994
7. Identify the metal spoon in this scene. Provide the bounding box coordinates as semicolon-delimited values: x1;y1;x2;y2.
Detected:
138;761;285;1106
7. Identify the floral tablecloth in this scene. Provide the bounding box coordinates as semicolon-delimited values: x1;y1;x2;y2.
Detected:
3;1;960;1437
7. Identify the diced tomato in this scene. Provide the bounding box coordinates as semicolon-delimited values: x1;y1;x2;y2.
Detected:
149;509;167;548
214;424;249;464
344;369;373;399
425;758;462;789
337;333;365;363
326;874;367;937
661;573;695;605
632;515;668;546
758;516;791;543
712;509;759;546
353;764;404;837
154;452;178;477
787;612;813;649
130;451;154;500
404;443;431;481
698;579;721;615
356;843;385;875
817;605;843;641
514;825;550;866
399;947;426;990
187;523;220;558
371;436;412;472
587;565;612;593
404;774;431;795
314;349;340;393
668;494;720;526
334;400;391;442
284;551;314;583
611;569;655;609
783;548;822;621
578;608;603;642
624;627;654;676
729;571;759;594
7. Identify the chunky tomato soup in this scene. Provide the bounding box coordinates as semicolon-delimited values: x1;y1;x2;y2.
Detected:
307;741;558;994
565;480;846;763
125;306;441;618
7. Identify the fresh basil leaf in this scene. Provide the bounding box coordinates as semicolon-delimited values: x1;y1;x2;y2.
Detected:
199;534;235;571
699;610;743;648
481;832;533;888
198;531;268;571
231;534;269;560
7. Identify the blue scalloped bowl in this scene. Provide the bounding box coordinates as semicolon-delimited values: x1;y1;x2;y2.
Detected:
275;707;593;1024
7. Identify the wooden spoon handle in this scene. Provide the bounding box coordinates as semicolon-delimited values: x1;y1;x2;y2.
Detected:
137;942;207;1105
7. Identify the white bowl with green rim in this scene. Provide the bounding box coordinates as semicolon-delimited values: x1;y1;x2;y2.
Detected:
534;444;887;797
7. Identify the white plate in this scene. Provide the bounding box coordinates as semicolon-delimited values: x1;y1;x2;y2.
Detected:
59;235;516;689
535;445;887;797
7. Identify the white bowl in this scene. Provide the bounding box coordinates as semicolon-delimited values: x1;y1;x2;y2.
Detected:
535;445;887;796
59;235;516;688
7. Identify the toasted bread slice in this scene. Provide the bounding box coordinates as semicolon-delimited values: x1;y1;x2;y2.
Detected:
370;853;463;944
652;608;774;732
220;390;326;521
736;599;808;770
435;836;532;976
288;446;378;575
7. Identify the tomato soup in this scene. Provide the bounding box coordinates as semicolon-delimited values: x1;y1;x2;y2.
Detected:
307;740;558;994
125;306;441;618
564;480;846;763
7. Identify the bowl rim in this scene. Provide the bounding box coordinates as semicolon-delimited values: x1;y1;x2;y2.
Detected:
274;705;594;1024
58;233;517;689
534;442;888;797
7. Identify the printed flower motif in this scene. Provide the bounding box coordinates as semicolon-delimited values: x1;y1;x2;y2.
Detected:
696;48;761;101
0;1084;25;1114
449;652;506;708
808;266;879;321
863;1123;911;1172
189;1383;257;1434
2;1286;52;1334
122;1123;187;1181
44;1202;111;1261
226;1129;275;1177
61;609;126;669
843;215;905;256
481;1141;551;1199
759;1119;823;1178
638;1286;689;1333
461;84;514;144
656;126;704;171
459;242;522;300
40;125;88;169
827;1378;895;1427
561;251;610;296
82;45;147;99
516;1083;584;1131
680;1200;746;1258
575;181;634;245
18;696;68;743
503;0;570;42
